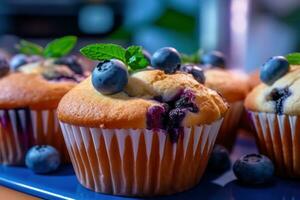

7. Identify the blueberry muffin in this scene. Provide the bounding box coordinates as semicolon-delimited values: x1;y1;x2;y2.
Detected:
181;51;250;150
245;55;300;177
58;45;228;196
0;37;88;165
204;68;249;150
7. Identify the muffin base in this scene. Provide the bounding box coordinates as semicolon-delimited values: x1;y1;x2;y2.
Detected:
216;101;244;151
60;119;223;196
249;111;300;178
0;108;69;165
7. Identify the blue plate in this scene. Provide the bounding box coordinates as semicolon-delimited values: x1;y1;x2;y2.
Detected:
0;133;299;200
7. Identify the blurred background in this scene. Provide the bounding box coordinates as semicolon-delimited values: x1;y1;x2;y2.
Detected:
0;0;300;72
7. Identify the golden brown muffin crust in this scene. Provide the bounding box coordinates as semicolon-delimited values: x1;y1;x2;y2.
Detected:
204;69;250;102
58;70;228;128
0;73;76;109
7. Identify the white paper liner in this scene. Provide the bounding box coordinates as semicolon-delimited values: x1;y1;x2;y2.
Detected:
60;118;223;196
0;109;69;165
216;101;244;150
249;111;300;177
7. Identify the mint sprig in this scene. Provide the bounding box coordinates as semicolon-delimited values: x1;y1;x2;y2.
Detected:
80;43;149;71
17;35;77;58
17;40;44;56
181;50;202;64
285;53;300;65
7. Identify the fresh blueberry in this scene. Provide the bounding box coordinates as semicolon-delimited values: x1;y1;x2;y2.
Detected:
0;57;9;77
233;154;274;185
151;47;181;73
180;64;205;84
201;51;225;68
92;59;128;95
143;49;152;64
10;54;28;71
260;56;289;85
208;145;231;173
54;55;83;75
25;145;61;174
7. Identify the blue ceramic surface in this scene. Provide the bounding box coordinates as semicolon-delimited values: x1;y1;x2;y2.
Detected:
0;133;299;200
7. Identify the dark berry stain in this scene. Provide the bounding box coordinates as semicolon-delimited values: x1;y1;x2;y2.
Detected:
146;89;199;142
268;87;291;115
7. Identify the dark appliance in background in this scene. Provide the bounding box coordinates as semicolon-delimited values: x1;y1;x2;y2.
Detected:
0;0;123;54
0;0;123;37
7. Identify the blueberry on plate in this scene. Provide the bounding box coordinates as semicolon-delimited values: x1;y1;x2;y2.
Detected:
55;55;83;75
92;59;128;95
9;54;28;71
208;145;231;173
25;145;61;174
0;57;9;77
151;47;181;73
260;56;289;85
180;64;205;84
233;154;274;185
201;51;225;68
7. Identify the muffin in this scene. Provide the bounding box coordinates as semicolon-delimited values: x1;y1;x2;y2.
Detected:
58;47;228;196
248;69;261;90
204;68;250;150
0;48;88;165
245;55;300;177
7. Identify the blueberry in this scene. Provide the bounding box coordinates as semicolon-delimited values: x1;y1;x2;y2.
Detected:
151;47;181;73
201;51;225;68
92;59;128;95
233;154;274;185
0;57;9;77
268;87;291;114
180;64;205;84
54;56;83;75
10;54;28;71
146;104;167;129
208;145;231;173
25;145;61;174
260;56;289;85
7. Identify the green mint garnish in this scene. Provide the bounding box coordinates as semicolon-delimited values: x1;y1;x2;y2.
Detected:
16;35;77;58
80;43;149;71
125;46;149;70
181;50;202;64
44;36;77;58
17;40;44;56
285;53;300;65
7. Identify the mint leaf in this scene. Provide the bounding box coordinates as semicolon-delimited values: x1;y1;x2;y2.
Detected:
125;46;149;70
44;35;77;58
285;53;300;65
17;40;44;56
181;50;202;64
80;43;126;62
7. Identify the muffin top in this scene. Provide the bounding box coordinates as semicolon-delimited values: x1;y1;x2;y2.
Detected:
204;68;250;103
58;70;228;129
248;70;261;90
0;58;87;109
245;65;300;115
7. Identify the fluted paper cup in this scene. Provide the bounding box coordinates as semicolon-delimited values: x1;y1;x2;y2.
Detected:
0;108;69;165
249;111;300;178
216;101;244;151
59;118;223;196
